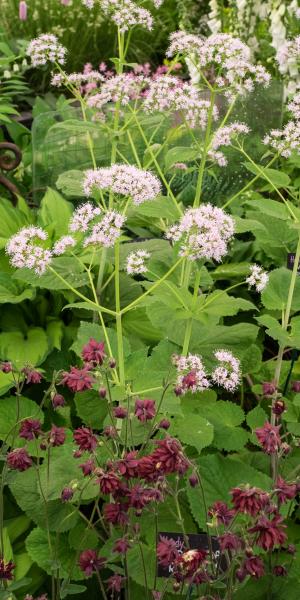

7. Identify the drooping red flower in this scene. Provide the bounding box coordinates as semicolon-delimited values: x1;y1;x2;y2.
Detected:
19;418;42;441
181;370;198;390
176;549;207;578
96;469;120;495
113;406;128;419
273;565;287;576
129;485;158;510
7;448;32;471
248;513;287;550
74;427;97;451
104;502;129;526
61;366;94;392
117;451;139;478
103;425;118;438
188;473;199;488
208;501;235;526
78;549;105;576
22;367;42;384
106;574;126;593
113;537;131;554
61;487;74;502
0;557;15;580
272;400;285;416
134;398;156;422
237;555;265;581
157;535;180;567
137;455;158;481
1;362;12;373
255;422;281;454
79;458;95;476
49;425;66;447
151;437;189;475
82;338;106;365
218;532;241;552
291;380;300;393
52;393;65;409
231;486;269;516
275;477;297;504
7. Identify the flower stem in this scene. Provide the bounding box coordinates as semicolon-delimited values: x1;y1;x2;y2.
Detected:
115;241;125;386
193;90;216;208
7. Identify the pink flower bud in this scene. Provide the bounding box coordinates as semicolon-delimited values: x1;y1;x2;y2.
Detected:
19;1;27;20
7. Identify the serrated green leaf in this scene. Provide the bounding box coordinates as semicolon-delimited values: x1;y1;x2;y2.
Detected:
261;268;300;311
74;389;108;428
170;413;214;452
0;396;44;444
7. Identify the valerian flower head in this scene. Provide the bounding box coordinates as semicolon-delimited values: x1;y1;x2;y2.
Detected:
83;164;161;205
82;0;153;31
263;121;300;157
27;34;67;66
52;235;76;255
83;210;125;248
166;31;204;57
87;73;147;112
69;202;101;232
173;353;210;394
211;349;240;391
144;76;219;129
166;205;234;262
6;226;52;275
126;249;150;274
51;70;104;89
208;122;250;166
246;264;269;292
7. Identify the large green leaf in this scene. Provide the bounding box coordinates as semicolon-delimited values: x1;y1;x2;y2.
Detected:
13;257;90;290
38;188;73;239
38;452;98;502
0;274;35;304
0;327;49;367
74;389;108;429
261;268;300;311
187;454;271;528
0;199;31;249
56;170;85;197
0;396;44;444
26;527;84;580
170;413;214;452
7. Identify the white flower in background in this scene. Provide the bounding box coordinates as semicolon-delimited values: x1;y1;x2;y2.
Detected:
288;91;300;120
263;120;300;157
211;349;240;391
53;236;76;255
85;0;153;31
51;71;104;88
27;34;67;66
126;249;150;274
166;204;235;263
83;164;161;205
208;122;250;166
207;0;222;34
83;210;125;248
6;226;52;275
173;353;210;394
246;265;269;292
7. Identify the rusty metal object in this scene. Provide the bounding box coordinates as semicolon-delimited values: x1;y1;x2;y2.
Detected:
0;142;22;205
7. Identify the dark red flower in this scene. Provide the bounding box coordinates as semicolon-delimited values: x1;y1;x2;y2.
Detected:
1;362;12;373
218;533;241;552
0;557;15;580
52;393;65;409
22;367;42;384
113;406;128;419
151;437;189;475
82;338;106;365
255;422;281;454
129;485;158;510
79;459;95;476
208;501;235;526
108;358;116;369
262;382;276;396
103;425;118;438
104;503;129;526
157;535;180;567
189;473;199;488
158;419;170;430
49;425;66;447
78;549;105;576
137;455;158;481
99;387;106;398
291;380;300;393
113;538;131;554
107;574;125;593
176;549;207;578
96;470;120;495
134;398;156;422
231;486;269;516
61;366;93;392
275;477;297;504
181;370;198;390
248;514;287;550
19;418;42;441
272;400;285;416
273;565;287;576
117;451;139;478
7;448;32;471
237;555;264;581
74;427;97;451
287;544;296;554
61;487;74;502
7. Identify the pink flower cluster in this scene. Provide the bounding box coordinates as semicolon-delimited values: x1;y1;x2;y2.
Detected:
5;226;52;274
144;75;219;129
246;264;269;292
173;350;240;395
69;202;101;232
126;249;150;274
276;36;300;75
263;120;300;157
83;210;125;248
288;92;300;120
27;34;67;67
83;164;161;205
166;31;204;57
166;204;235;262
87;73;147;112
82;0;153;32
208;122;250;166
211;349;240;392
51;71;104;89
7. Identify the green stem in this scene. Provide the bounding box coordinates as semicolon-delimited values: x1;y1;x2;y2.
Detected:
182;267;200;356
193;90;216;207
115;241;125;386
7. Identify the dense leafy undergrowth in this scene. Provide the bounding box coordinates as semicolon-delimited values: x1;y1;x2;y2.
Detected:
2;2;300;600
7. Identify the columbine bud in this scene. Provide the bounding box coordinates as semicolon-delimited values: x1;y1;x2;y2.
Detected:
262;382;276;396
1;362;12;373
52;393;65;409
287;544;296;555
189;473;199;488
174;385;183;396
61;487;74;502
281;442;291;455
108;358;117;369
99;386;107;398
272;400;285;416
158;419;170;430
291;381;300;393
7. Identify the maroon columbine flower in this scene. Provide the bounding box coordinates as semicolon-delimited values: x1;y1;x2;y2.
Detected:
82;338;106;365
151;437;189;475
181;370;198;391
61;366;93;392
255;422;281;454
231;486;269;516
248;514;287;550
74;427;97;452
19;418;42;441
106;574;126;593
78;549;105;576
52;393;65;409
61;487;74;502
113;538;131;554
176;549;207;578
291;380;300;393
158;419;170;430
49;425;66;447
7;448;32;471
287;544;296;554
134;398;156;422
237;555;265;581
137;455;158;481
262;382;276;396
1;362;12;373
22;367;42;384
96;470;120;495
103;426;118;438
208;501;235;526
113;406;128;419
79;458;95;476
104;502;129;526
218;532;241;552
117;451;139;478
129;485;157;510
275;477;297;504
0;557;15;580
157;535;180;567
272;400;285;416
273;565;287;576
